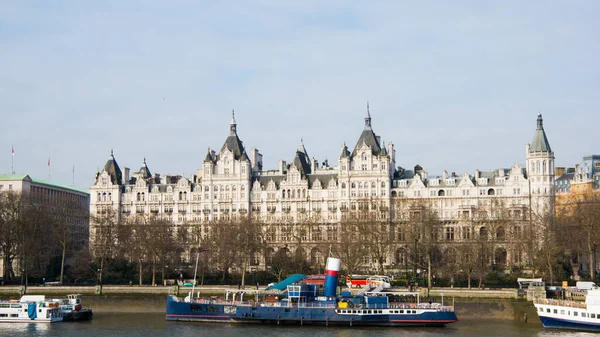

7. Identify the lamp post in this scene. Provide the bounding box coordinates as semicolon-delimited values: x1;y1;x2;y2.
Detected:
97;268;102;285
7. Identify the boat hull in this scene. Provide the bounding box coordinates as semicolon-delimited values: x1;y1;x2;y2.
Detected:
166;296;457;327
63;309;93;322
539;315;600;332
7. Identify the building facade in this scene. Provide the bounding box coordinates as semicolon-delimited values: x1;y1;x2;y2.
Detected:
0;174;90;279
90;111;555;273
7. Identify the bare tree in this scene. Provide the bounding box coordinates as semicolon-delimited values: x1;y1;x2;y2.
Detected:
90;208;120;285
0;191;23;282
332;215;368;276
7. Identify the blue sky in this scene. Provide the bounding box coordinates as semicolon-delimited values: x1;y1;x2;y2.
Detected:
1;1;599;189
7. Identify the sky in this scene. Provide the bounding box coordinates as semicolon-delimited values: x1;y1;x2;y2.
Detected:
1;1;599;190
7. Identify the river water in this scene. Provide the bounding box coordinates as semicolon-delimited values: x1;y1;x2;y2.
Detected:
0;297;593;337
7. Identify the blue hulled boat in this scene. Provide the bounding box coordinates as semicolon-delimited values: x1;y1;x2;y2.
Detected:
166;258;458;327
535;288;600;332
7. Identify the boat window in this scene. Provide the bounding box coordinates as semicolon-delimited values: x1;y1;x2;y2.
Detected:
546;309;550;313
560;310;565;315
553;309;557;314
582;313;587;318
574;312;578;316
591;313;596;318
0;314;6;317
400;310;404;314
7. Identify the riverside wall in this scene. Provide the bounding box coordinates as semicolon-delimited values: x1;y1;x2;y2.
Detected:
0;285;535;319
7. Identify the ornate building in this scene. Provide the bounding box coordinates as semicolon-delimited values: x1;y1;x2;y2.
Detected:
90;110;555;274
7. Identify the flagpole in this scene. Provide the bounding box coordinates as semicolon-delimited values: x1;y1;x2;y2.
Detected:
48;156;51;180
11;146;14;174
72;165;75;187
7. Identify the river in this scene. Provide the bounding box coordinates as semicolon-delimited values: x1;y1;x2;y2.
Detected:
0;296;592;336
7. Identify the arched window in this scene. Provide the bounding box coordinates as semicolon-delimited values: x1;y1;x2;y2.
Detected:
179;191;183;200
108;193;112;202
371;182;376;188
479;227;488;239
342;183;346;189
137;192;141;201
381;182;385;188
351;182;356;188
438;190;445;196
496;226;505;239
487;188;495;196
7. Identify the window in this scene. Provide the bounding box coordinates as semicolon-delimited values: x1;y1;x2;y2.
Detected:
445;227;455;241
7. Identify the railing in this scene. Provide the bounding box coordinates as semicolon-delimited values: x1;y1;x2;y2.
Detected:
185;297;454;312
535;298;586;309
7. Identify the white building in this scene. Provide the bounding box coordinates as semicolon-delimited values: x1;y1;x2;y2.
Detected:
90;110;554;272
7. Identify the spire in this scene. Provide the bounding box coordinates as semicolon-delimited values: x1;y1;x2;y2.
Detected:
530;113;552;153
365;101;372;129
110;149;114;158
230;109;237;135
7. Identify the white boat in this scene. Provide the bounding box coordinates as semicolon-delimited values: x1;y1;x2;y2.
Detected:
534;288;600;331
0;295;63;323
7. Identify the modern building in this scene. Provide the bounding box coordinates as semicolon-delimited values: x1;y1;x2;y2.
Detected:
0;174;90;280
90;111;555;273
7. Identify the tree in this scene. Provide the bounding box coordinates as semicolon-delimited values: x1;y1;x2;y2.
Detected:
51;194;85;284
0;191;23;283
90;208;120;285
354;199;394;275
332;216;368;276
205;219;238;283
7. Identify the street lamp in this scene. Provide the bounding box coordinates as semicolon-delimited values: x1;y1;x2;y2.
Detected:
97;269;102;285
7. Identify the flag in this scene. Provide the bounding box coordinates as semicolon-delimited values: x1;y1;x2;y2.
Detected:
11;146;14;156
48;155;50;167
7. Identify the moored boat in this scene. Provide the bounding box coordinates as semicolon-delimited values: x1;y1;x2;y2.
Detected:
534;287;600;331
0;295;63;323
166;257;458;327
58;294;93;322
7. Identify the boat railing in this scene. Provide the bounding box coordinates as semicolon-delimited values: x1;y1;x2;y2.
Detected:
183;297;455;312
535;298;586;309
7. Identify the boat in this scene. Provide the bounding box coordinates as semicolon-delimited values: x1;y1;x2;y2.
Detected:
166;257;458;327
534;287;600;331
58;294;93;322
0;295;63;323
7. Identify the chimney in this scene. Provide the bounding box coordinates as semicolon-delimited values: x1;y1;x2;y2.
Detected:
443;170;448;180
251;148;263;173
123;167;130;184
279;160;286;174
311;157;318;172
474;169;480;179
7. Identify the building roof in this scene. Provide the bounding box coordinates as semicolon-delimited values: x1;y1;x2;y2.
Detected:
137;158;152;179
351;104;383;157
292;140;311;176
0;174;89;194
220;111;249;161
103;150;123;185
530;114;552;153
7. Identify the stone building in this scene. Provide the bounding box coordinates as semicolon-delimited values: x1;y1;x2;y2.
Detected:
89;110;555;274
0;174;90;279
